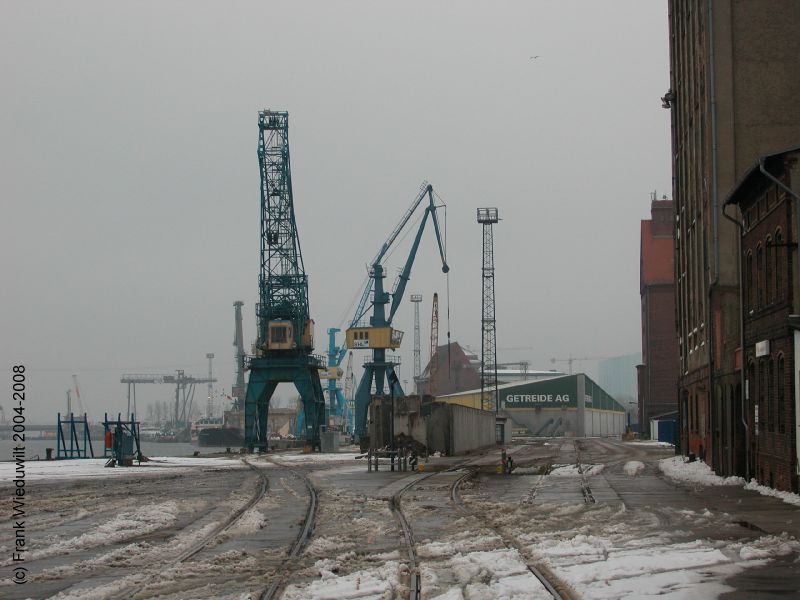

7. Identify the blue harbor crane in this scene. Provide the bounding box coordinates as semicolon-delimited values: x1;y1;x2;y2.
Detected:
244;110;325;452
294;327;351;437
347;183;449;442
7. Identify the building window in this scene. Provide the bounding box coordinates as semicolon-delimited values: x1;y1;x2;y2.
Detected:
775;230;783;300
778;355;786;434
746;251;754;311
756;244;764;308
766;236;773;304
768;357;775;432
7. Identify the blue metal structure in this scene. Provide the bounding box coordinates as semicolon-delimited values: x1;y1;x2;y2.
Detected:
56;412;94;459
349;183;449;441
245;110;325;451
103;413;142;465
324;328;352;431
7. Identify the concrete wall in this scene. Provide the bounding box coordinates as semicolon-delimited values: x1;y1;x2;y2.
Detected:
448;403;495;455
368;397;494;455
504;407;625;438
584;409;626;437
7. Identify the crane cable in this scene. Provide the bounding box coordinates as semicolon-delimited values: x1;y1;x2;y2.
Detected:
434;192;452;381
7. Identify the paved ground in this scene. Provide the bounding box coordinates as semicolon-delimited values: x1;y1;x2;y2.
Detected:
1;439;798;599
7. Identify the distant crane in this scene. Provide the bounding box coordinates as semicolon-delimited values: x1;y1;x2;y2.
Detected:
550;355;610;375
410;294;423;393
232;301;246;410
346;182;449;442
244;110;325;451
429;292;440;396
120;370;216;427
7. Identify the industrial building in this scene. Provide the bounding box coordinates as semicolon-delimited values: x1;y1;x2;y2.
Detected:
725;146;800;492
437;374;626;437
666;0;800;478
638;198;679;435
417;341;565;396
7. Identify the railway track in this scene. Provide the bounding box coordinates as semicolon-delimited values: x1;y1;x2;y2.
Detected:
257;457;319;600
124;459;270;599
450;467;576;600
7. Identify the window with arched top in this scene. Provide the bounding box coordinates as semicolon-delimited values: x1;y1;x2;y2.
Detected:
766;236;773;304
767;357;775;432
775;229;783;300
756;244;764;308
746;251;754;310
777;354;786;434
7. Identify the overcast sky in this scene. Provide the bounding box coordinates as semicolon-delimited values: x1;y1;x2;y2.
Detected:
1;1;671;423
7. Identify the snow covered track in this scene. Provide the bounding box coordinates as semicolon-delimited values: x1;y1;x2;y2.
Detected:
258;457;319;600
123;459;270;599
450;469;571;600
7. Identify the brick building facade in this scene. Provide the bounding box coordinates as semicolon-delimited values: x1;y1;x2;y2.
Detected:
667;0;800;476
639;198;679;434
724;148;800;492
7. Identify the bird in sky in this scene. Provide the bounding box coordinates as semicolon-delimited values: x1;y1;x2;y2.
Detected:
530;55;540;59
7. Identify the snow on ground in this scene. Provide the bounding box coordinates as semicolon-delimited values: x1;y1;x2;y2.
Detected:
626;440;674;447
422;548;551;600
549;463;604;477
659;456;745;487
282;560;407;600
261;452;363;464
0;456;245;481
0;501;181;565
623;461;645;476
505;500;799;600
744;479;800;507
660;456;800;507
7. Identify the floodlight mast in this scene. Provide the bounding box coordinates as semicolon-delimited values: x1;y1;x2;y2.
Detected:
477;208;499;413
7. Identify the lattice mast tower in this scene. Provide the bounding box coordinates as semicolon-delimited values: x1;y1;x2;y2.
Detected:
477;208;499;412
244;110;325;451
410;294;423;391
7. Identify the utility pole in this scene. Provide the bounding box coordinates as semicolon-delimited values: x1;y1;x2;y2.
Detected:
410;294;422;392
477;208;499;413
206;353;215;418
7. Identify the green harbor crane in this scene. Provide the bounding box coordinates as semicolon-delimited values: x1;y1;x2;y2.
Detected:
244;110;325;452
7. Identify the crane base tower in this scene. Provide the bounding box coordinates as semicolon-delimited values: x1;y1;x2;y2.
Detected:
245;355;325;451
244;110;325;452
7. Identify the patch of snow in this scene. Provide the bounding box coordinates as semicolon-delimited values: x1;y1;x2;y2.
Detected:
744;479;800;507
549;463;604;477
260;452;363;464
221;508;267;538
22;502;180;563
626;440;674;447
623;461;645;476
283;560;406;599
0;456;245;481
422;548;551;600
658;456;745;486
418;533;503;558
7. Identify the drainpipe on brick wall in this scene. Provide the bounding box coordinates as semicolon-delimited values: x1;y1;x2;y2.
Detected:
721;204;749;481
706;0;720;470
